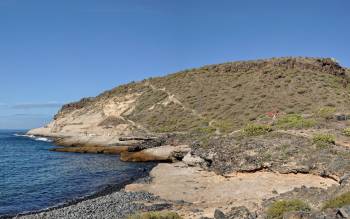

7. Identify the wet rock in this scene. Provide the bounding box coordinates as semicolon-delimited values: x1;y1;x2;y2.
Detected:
51;146;129;154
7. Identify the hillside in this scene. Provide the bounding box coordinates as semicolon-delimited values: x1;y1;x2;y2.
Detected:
26;57;350;218
30;57;350;140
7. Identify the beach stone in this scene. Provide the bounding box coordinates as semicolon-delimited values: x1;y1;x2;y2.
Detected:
15;191;168;219
214;209;226;219
182;152;206;167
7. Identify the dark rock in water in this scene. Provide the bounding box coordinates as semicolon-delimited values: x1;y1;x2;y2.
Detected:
226;206;256;219
214;209;226;219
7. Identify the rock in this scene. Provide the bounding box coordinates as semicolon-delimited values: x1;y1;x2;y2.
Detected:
214;209;226;219
340;174;350;185
16;191;164;219
127;137;167;152
182;152;207;167
282;211;312;219
337;206;350;218
119;136;158;141
120;145;190;162
278;164;311;174
226;206;256;219
335;114;349;121
51;146;129;154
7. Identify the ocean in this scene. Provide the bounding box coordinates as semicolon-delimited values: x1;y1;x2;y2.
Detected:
0;130;154;216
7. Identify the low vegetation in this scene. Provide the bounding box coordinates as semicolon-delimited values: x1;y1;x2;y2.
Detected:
127;211;182;219
316;107;336;120
57;57;350;134
342;128;350;136
312;133;335;148
323;191;350;209
242;123;273;136
117;57;350;133
266;200;311;219
275;114;316;129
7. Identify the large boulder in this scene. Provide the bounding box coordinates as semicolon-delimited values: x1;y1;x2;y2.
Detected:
182;152;207;167
120;145;190;162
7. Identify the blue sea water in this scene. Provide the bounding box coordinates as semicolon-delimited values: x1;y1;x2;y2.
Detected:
0;130;154;216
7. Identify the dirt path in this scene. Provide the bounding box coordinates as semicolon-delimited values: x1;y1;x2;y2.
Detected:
126;163;338;219
147;83;219;133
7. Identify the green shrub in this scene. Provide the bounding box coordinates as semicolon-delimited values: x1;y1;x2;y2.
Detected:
242;124;272;136
342;128;350;137
317;107;336;119
266;200;311;219
128;211;182;219
323;191;350;209
276;114;316;129
312;133;335;148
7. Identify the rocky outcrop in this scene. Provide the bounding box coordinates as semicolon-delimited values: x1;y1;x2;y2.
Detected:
213;207;256;219
120;145;190;162
51;146;129;154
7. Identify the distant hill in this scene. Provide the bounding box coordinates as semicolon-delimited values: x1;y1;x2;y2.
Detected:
30;57;350;139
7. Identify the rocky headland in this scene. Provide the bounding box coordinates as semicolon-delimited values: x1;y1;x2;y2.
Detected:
24;57;350;218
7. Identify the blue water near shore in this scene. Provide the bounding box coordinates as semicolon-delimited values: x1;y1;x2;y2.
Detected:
0;130;154;216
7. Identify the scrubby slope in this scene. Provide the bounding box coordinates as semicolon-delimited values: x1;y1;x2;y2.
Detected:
30;57;350;139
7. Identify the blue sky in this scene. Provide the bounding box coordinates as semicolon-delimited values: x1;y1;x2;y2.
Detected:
0;0;349;129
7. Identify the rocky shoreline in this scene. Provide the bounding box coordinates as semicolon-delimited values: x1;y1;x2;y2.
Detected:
1;160;157;219
13;190;170;219
3;133;349;219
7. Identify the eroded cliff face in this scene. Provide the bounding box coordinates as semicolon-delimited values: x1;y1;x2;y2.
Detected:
28;57;350;145
28;93;147;145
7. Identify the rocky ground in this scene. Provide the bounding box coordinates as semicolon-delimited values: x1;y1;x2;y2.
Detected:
14;191;171;219
125;163;337;218
19;125;350;219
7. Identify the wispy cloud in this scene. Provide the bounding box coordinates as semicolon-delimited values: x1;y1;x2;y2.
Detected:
0;103;8;108
0;102;63;109
0;113;51;118
11;102;63;109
